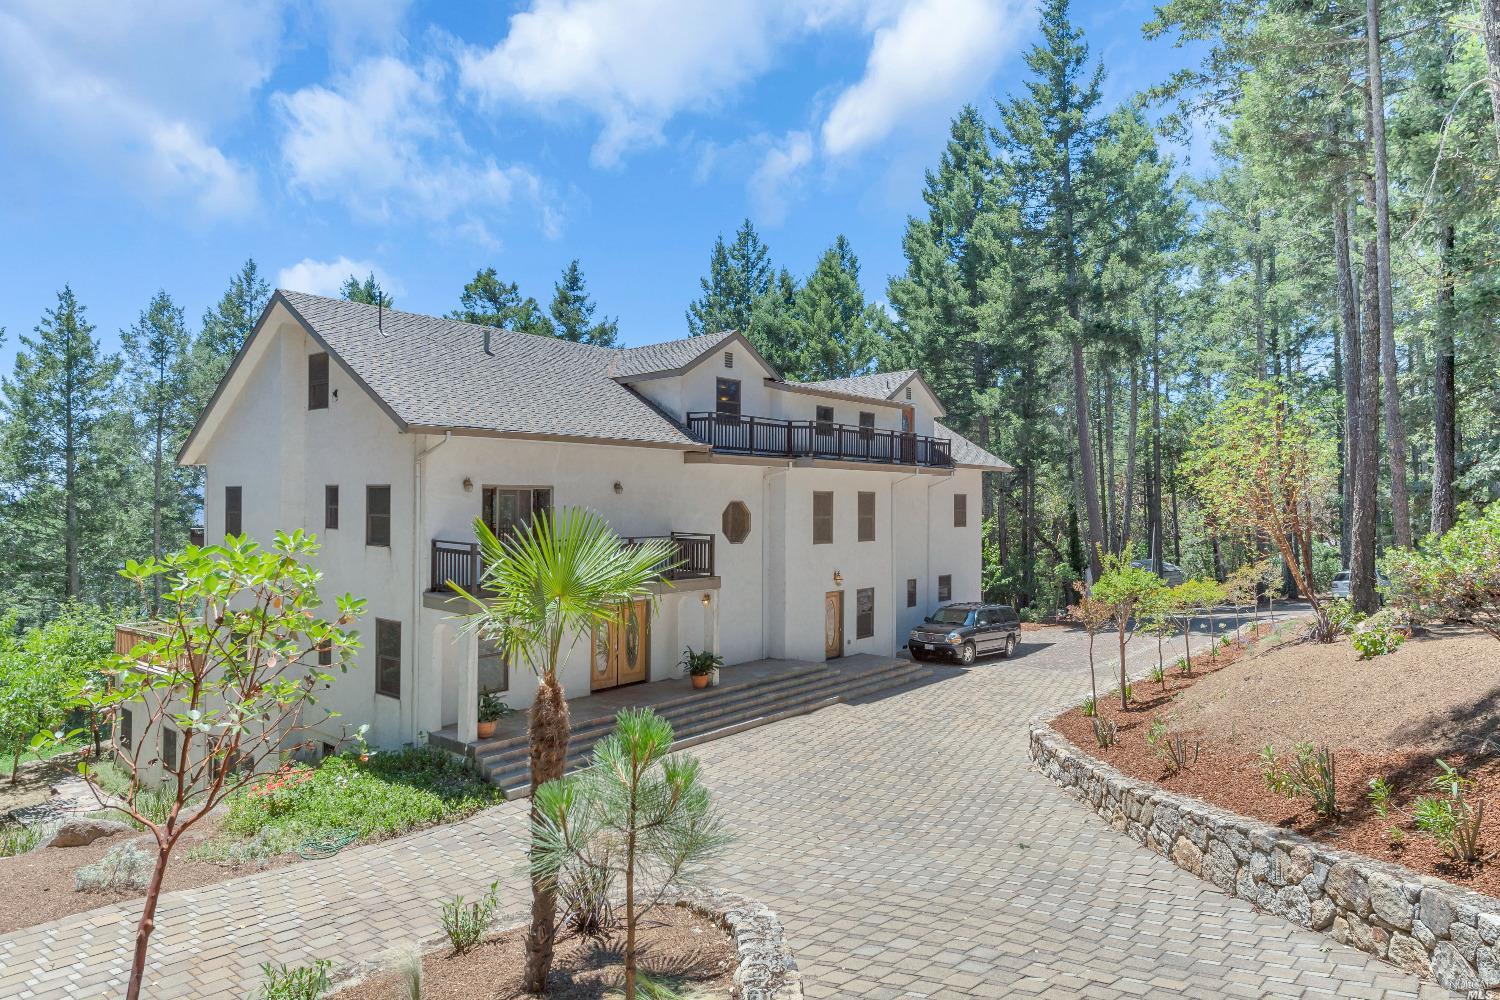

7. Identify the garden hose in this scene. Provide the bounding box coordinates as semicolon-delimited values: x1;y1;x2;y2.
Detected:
296;828;360;860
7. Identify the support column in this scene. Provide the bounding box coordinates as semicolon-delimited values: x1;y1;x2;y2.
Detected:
701;592;720;657
457;628;479;746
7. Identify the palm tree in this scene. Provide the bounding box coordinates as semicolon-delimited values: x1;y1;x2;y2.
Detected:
459;507;675;993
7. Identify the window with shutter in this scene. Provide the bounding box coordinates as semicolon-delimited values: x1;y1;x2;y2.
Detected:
812;492;833;544
857;491;875;542
938;575;952;602
954;493;968;528
856;588;875;639
224;486;242;537
907;578;918;608
325;485;339;529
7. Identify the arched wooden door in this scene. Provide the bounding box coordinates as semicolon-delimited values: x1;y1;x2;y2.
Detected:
824;591;843;660
591;600;651;691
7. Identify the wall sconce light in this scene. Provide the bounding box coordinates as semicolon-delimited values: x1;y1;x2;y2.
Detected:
613;481;624;494
462;477;474;493
833;570;843;587
700;592;712;606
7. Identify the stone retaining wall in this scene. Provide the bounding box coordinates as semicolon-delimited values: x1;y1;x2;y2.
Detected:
1031;724;1500;996
678;889;803;1000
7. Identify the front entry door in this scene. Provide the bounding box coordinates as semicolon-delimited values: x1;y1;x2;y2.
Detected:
824;591;844;660
591;600;651;691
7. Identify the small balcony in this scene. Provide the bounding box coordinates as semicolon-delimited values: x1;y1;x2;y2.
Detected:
429;531;716;596
685;412;953;468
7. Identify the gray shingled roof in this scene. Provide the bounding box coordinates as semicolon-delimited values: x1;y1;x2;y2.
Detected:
797;370;916;401
935;421;1013;471
612;329;739;379
279;292;696;447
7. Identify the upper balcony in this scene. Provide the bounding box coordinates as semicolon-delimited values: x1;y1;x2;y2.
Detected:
685;412;953;469
429;531;716;599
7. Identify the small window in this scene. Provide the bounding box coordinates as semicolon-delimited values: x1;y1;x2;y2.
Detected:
308;352;329;410
118;708;133;751
938;575;952;602
715;377;741;417
224;485;242;537
162;727;178;768
815;405;834;432
478;638;510;694
325;485;339;530
812;491;833;545
857;491;876;542
954;493;968;528
856;588;875;639
375;618;401;698
722;500;751;544
366;485;391;547
859;411;875;439
724;350;734;369
483;486;552;541
905;387;912;400
907;578;918;608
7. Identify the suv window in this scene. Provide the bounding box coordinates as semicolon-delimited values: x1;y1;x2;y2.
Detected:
929;607;972;626
994;605;1018;623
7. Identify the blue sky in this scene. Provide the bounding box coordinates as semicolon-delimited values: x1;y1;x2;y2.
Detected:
0;0;1205;371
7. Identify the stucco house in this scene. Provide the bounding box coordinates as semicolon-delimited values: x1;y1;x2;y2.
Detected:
175;290;1010;753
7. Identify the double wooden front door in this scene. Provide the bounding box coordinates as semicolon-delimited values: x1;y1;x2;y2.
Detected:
824;591;844;660
591;600;650;691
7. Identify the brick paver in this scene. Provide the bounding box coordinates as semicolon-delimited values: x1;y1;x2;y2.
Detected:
0;622;1454;998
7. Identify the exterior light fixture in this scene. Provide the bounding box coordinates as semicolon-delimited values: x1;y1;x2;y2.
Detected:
614;481;624;494
833;570;843;587
700;593;712;606
462;477;474;493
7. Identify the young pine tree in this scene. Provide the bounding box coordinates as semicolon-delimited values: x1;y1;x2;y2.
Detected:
548;260;618;346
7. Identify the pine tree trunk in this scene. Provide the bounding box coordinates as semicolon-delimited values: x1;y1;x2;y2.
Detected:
1334;200;1360;566
1268;247;1282;380
1366;1;1412;547
1104;367;1118;554
1071;340;1105;580
64;338;79;600
1151;307;1164;573
1431;223;1457;536
1351;233;1382;615
1483;0;1500;161
1252;237;1266;377
523;673;571;993
1121;359;1139;554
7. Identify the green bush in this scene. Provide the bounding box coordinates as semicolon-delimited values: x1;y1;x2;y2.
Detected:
440;882;499;955
1261;743;1338;818
74;842;153;892
222;748;500;845
1350;609;1407;660
1383;503;1500;642
256;959;333;1000
1326;599;1366;636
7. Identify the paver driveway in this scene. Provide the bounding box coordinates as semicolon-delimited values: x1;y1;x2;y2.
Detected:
0;621;1450;999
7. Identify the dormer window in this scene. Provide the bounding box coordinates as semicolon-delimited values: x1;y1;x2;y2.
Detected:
724;350;734;369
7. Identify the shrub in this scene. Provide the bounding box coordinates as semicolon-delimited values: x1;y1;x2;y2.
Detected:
1080;695;1098;718
1350;609;1407;660
1411;760;1485;864
1261;743;1338;818
1383;503;1500;642
1147;719;1196;775
1148;663;1166;688
559;859;616;938
441;882;499;955
1091;715;1118;749
75;842;153;892
256;959;334;1000
0;820;57;857
1327;599;1367;636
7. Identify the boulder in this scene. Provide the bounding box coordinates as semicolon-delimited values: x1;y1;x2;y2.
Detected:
42;816;133;849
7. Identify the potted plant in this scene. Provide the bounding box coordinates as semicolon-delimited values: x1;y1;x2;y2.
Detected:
477;692;509;739
679;647;724;689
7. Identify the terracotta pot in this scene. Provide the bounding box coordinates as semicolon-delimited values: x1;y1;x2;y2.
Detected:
691;674;710;689
476;720;497;739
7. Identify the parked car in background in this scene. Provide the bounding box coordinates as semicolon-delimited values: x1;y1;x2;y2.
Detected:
907;603;1020;665
1331;569;1389;600
1131;558;1186;587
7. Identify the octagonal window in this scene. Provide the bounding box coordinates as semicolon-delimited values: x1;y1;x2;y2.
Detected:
722;501;751;544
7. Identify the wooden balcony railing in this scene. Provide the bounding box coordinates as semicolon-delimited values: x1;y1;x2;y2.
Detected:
115;621;168;658
430;531;715;596
685;412;953;468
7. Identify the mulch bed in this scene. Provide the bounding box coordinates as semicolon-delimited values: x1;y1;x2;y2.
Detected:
331;904;737;1000
1052;625;1500;897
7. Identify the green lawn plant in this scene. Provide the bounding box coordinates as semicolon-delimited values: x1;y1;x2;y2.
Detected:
68;532;364;1000
531;708;731;1000
1089;553;1165;710
458;507;675;993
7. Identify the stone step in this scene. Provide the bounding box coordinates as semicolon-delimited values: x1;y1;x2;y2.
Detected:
485;660;929;796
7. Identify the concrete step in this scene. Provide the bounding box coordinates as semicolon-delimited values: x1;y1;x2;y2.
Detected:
484;659;929;796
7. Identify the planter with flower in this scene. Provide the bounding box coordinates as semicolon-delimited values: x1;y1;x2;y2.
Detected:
477;692;511;739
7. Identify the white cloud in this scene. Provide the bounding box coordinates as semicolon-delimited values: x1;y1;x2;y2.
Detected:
459;0;817;167
749;131;815;225
0;1;277;217
274;56;556;243
821;0;1027;157
276;257;403;298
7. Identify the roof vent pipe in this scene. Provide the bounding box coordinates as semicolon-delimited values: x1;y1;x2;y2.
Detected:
483;328;492;355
